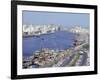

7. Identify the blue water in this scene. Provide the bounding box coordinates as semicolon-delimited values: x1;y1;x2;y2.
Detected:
23;31;75;57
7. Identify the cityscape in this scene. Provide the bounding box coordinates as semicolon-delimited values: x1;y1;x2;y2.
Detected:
22;11;90;69
22;24;90;69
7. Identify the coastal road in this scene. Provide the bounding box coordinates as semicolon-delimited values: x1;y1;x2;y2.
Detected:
53;52;76;67
55;42;88;67
60;54;75;67
78;51;88;66
59;49;80;67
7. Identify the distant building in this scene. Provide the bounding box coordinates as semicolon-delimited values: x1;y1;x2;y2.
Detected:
23;24;61;36
69;26;89;34
23;25;89;37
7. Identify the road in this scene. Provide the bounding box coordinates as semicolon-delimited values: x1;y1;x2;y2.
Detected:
53;42;89;67
78;51;88;66
59;54;75;67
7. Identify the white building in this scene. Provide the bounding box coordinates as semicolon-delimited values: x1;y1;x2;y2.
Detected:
69;26;89;34
23;24;61;36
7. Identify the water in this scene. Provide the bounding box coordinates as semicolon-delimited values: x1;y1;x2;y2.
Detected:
23;31;76;57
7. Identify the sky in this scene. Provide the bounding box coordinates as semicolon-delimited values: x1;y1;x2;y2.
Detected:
22;11;90;28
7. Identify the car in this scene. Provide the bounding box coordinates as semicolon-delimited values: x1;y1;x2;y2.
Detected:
79;51;84;55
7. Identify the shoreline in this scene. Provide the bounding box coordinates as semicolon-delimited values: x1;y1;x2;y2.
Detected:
23;32;55;38
23;41;89;69
23;32;87;57
22;31;76;38
22;31;89;68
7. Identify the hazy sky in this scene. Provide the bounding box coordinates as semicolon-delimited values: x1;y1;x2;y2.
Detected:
22;11;90;28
